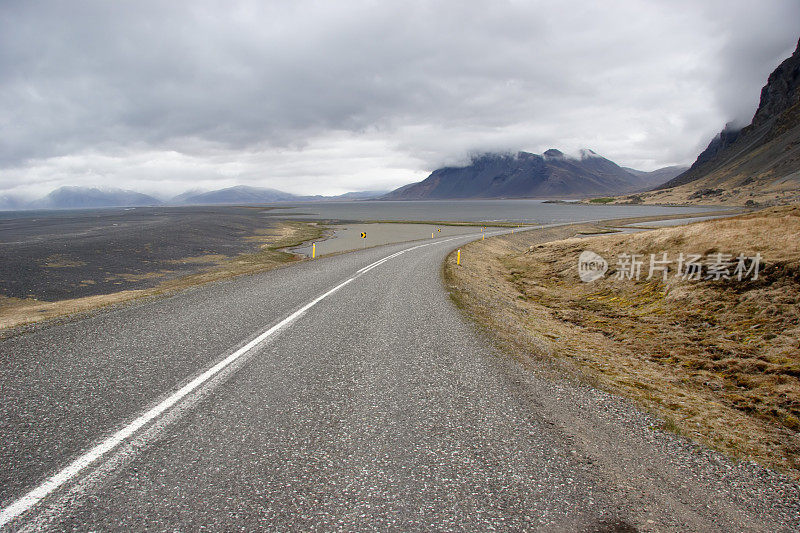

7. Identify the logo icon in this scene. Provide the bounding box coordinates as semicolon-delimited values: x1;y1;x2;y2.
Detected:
578;250;607;282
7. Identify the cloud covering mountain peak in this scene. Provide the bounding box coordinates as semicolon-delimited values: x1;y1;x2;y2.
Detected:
1;1;798;198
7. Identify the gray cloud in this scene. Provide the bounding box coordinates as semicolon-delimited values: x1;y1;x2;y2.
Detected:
1;0;798;197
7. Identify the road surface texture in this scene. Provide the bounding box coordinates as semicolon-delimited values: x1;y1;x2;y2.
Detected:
1;229;798;531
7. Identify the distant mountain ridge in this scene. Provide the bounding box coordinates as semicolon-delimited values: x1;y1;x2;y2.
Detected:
37;186;163;209
622;165;689;189
171;186;389;205
0;185;389;210
174;185;299;205
382;149;684;200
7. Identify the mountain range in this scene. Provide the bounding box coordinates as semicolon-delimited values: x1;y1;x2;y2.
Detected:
173;185;389;205
37;186;164;209
381;149;685;200
4;39;798;210
1;153;687;210
0;186;390;210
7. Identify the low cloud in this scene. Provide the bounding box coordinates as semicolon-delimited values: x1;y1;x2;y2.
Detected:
1;0;798;197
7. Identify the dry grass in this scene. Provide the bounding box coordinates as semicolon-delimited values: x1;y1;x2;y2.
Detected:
445;206;800;477
0;221;324;332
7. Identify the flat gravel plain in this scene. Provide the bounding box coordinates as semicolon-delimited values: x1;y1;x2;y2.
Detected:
0;229;798;531
0;206;290;300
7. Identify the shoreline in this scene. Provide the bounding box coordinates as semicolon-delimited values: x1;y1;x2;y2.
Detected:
1;208;726;336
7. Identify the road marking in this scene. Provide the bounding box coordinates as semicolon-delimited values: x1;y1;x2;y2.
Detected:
3;216;710;524
0;230;492;528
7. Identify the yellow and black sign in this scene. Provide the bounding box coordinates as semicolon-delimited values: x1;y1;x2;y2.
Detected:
360;232;367;238
437;228;441;232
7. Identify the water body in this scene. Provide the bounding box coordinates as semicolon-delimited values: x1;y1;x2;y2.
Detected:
283;200;731;256
0;207;146;221
262;199;727;224
1;201;728;259
0;200;727;225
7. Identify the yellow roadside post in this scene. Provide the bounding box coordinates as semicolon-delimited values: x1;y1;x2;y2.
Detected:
432;232;434;238
457;249;461;266
482;233;484;241
312;242;316;258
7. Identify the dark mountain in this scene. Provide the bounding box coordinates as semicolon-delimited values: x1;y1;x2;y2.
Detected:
35;186;162;209
0;185;393;211
658;124;743;189
382;149;655;200
647;37;800;205
622;165;689;189
173;185;301;205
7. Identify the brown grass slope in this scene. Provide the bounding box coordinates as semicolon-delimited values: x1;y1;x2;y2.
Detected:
445;206;800;476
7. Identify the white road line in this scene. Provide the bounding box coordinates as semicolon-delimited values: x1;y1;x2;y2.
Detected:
0;231;487;529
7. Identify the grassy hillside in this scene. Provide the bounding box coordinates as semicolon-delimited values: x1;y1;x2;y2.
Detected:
445;206;800;476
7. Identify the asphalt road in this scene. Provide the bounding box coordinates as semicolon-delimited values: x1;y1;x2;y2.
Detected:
0;230;798;531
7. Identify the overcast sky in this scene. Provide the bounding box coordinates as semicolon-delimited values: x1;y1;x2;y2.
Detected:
1;0;798;198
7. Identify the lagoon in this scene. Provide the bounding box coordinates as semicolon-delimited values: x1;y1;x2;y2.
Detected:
263;199;728;225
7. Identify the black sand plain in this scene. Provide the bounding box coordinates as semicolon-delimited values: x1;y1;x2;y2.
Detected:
0;206;293;301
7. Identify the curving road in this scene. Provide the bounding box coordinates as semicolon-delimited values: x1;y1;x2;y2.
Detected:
1;229;798;531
